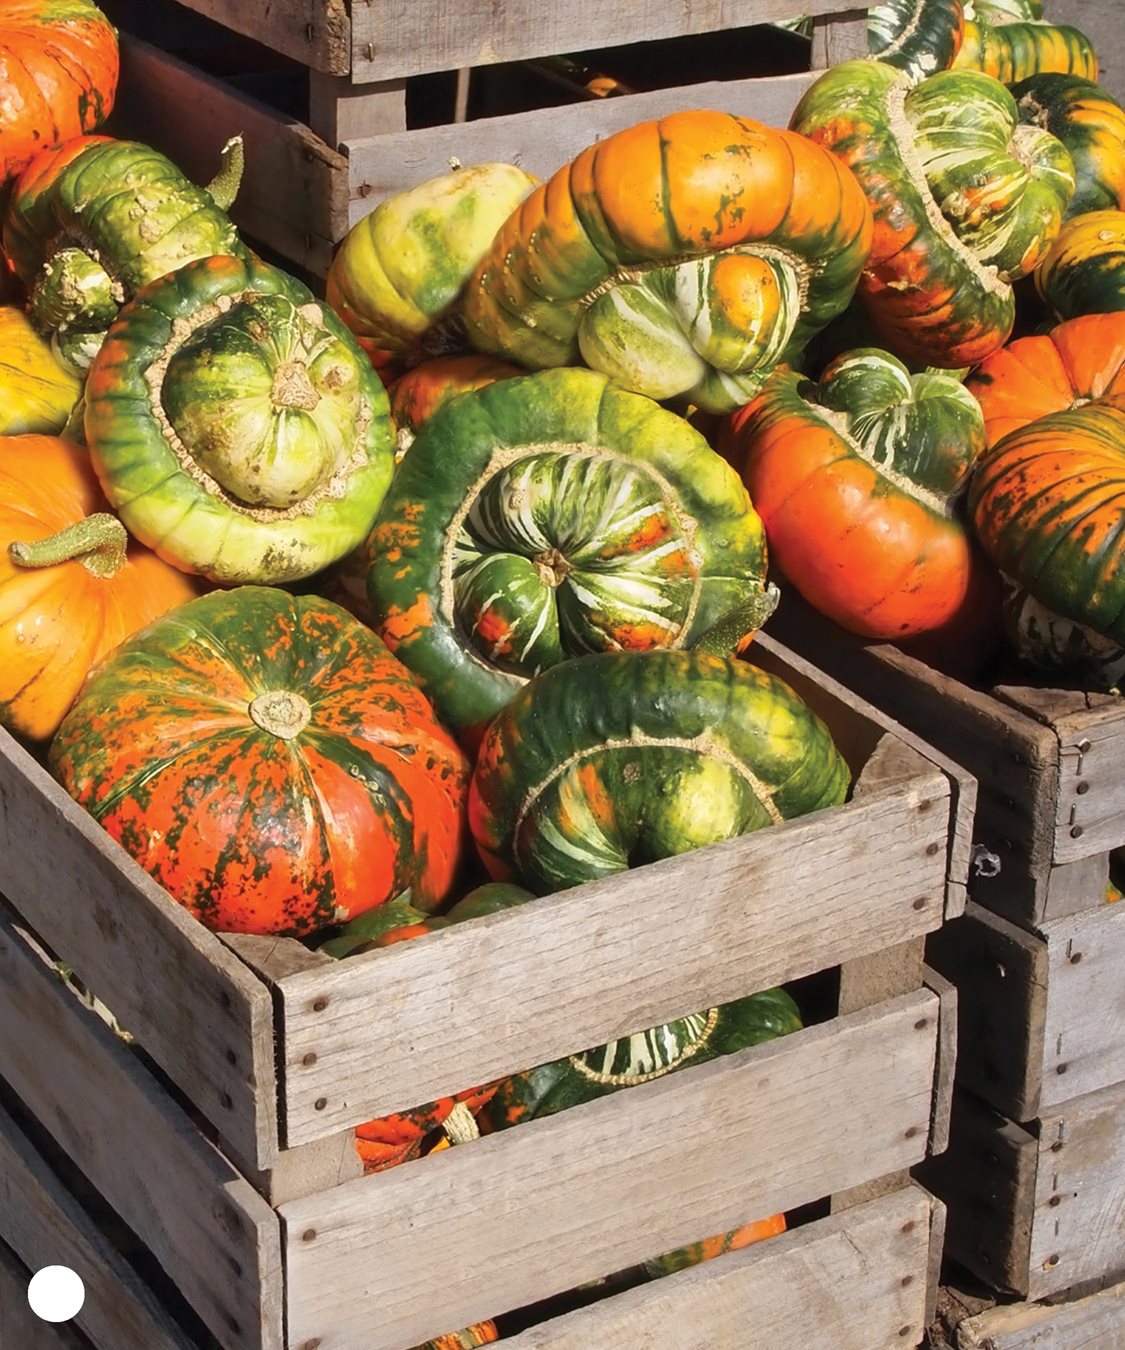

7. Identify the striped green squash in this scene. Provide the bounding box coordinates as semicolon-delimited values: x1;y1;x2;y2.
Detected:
1036;209;1125;319
1015;74;1125;217
954;13;1098;85
366;368;771;739
867;0;965;83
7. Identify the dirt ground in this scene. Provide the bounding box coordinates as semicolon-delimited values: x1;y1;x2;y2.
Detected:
1049;0;1122;101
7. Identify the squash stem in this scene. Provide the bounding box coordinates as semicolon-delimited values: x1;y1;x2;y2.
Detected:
8;513;128;579
207;136;245;211
442;1102;481;1146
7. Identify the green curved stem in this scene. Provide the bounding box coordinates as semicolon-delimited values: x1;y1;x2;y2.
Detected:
9;513;128;579
690;583;781;657
207;136;245;211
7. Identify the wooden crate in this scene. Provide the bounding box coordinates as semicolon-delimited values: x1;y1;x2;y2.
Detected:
930;1276;1125;1350
98;0;868;276
928;899;1125;1124
0;633;967;1348
919;1080;1125;1303
771;595;1125;931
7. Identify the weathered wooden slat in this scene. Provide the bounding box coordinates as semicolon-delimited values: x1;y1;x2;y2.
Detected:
278;769;948;1143
503;1187;935;1349
924;966;958;1157
159;0;349;74
282;991;938;1347
111;36;348;277
349;0;861;82
955;1279;1125;1349
812;8;869;66
344;71;821;224
0;1239;90;1350
0;732;277;1171
0;1105;194;1350
0;910;283;1350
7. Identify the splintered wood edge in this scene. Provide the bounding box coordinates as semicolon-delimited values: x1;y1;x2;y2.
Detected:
0;910;283;1350
955;1278;1125;1348
0;1103;195;1350
144;0;350;75
500;1186;934;1348
922;966;958;1157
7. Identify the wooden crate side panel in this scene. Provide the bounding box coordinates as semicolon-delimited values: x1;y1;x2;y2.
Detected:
503;1186;935;1350
344;71;821;225
1029;1080;1125;1301
0;1105;193;1350
955;1279;1125;1349
916;1090;1038;1298
0;910;283;1350
1039;902;1125;1111
926;903;1048;1123
282;991;939;1348
278;771;949;1143
0;1240;90;1350
349;0;862;82
0;735;276;1171
112;37;348;276
163;0;349;72
1052;706;1125;864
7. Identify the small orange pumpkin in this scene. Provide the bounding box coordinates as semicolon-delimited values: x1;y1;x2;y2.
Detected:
0;434;198;740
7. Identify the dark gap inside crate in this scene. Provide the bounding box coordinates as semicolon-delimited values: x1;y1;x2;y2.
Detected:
0;1077;222;1350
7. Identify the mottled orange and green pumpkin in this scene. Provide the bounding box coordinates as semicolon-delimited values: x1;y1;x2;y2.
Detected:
791;61;1075;367
1014;74;1125;218
469;649;849;894
1035;209;1125;320
387;354;523;460
367;367;772;740
0;306;81;433
50;587;470;936
966;312;1125;445
462;109;873;413
0;434;198;741
415;1325;498;1350
643;1212;787;1279
730;351;992;639
953;10;1098;85
353;1081;498;1174
0;1;118;183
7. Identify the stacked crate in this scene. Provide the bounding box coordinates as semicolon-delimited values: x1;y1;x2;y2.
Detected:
95;0;869;277
771;596;1125;1345
0;634;964;1349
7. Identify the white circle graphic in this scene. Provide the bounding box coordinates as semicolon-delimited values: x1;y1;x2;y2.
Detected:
27;1265;86;1322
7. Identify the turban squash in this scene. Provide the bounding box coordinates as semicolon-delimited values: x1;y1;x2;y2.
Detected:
953;2;1098;85
1035;209;1125;321
50;587;470;935
366;367;773;739
731;350;991;640
5;135;245;371
1014;74;1125;219
83;254;395;584
791;60;1075;367
867;0;965;83
0;1;118;183
462;110;873;413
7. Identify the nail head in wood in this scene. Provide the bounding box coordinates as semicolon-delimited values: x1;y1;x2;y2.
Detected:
899;1326;914;1338
1051;1140;1065;1152
302;1228;317;1242
219;1090;233;1109
312;997;329;1012
904;1125;920;1139
901;1220;916;1234
914;1018;928;1030
225;1048;237;1065
926;842;940;856
1057;1063;1069;1074
1076;781;1090;794
302;1052;318;1066
900;1275;914;1287
1071;825;1084;838
912;897;927;910
218;990;232;1010
1044;1253;1060;1268
918;798;933;812
1069;951;1083;964
1049;1194;1062;1207
1078;739;1092;753
314;1097;328;1111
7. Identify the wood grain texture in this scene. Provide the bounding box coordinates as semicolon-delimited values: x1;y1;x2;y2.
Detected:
308;72;406;147
1029;1080;1125;1301
283;991;939;1348
0;732;277;1171
955;1279;1125;1349
277;769;949;1144
0;1239;90;1350
927;903;1048;1123
344;72;821;226
924;966;958;1158
812;8;869;66
111;37;348;276
348;0;862;82
504;1187;935;1349
163;0;349;73
0;1104;194;1350
0;910;283;1350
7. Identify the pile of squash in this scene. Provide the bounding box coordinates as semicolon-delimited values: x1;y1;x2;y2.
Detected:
4;0;1125;1336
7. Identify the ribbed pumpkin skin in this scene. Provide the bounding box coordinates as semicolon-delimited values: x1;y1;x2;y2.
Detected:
0;435;198;741
1036;209;1125;320
367;368;770;738
969;402;1125;646
733;358;988;639
462;111;873;414
50;588;470;935
0;306;81;433
867;0;965;83
469;649;849;894
644;1213;787;1280
791;61;1075;367
483;986;803;1127
1015;75;1125;218
954;17;1098;84
325;163;538;356
85;254;395;584
966;312;1125;445
5;135;246;367
419;1326;498;1350
0;1;118;182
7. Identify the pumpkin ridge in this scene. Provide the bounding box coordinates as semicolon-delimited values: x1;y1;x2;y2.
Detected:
567;1006;721;1085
